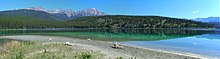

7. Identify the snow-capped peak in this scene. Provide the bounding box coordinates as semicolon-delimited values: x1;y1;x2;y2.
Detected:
47;9;75;17
47;8;62;13
76;8;106;16
25;6;46;11
88;8;97;10
22;7;106;19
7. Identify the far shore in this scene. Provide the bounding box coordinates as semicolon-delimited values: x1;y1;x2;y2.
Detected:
0;35;214;59
0;28;218;31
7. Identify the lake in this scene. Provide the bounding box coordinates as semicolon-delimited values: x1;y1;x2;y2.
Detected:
0;29;219;58
123;30;220;58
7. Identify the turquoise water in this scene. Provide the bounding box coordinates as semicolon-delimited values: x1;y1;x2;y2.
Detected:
123;29;220;58
0;29;212;41
0;29;219;58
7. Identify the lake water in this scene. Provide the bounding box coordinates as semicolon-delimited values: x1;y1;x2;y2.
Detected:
0;29;219;58
123;31;220;58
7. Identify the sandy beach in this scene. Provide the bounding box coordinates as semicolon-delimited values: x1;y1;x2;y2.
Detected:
0;35;202;59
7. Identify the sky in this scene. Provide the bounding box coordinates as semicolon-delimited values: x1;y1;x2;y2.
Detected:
0;0;219;19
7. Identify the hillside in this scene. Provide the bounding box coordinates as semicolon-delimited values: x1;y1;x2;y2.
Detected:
194;17;220;22
0;16;74;29
193;17;220;28
0;15;215;29
68;15;215;28
209;22;220;28
0;9;65;21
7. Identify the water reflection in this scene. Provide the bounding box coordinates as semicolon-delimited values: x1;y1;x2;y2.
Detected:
1;29;219;57
123;30;220;58
0;29;215;41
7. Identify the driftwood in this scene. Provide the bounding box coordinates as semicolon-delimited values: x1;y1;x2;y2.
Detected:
87;39;91;41
48;38;52;41
64;42;73;46
111;43;123;49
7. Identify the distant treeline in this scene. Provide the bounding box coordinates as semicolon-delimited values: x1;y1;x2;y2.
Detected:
0;16;75;29
0;15;215;29
68;15;214;29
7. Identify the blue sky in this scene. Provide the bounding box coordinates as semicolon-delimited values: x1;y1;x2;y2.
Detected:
0;0;219;19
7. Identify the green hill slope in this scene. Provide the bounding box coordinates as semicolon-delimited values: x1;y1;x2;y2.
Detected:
0;15;215;29
0;10;65;21
0;16;74;29
68;15;214;28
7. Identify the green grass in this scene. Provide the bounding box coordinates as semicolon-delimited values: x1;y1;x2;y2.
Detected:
0;41;104;59
0;39;22;45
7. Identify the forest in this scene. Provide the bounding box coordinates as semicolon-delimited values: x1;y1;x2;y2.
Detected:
68;15;214;29
0;15;215;29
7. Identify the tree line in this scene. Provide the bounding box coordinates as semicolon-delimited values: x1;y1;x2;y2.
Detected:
68;15;214;29
0;15;215;29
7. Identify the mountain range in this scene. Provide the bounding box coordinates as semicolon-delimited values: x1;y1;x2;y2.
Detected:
192;17;220;28
0;6;218;28
1;6;219;22
0;7;216;29
24;7;106;20
0;9;65;21
193;17;220;22
0;7;106;21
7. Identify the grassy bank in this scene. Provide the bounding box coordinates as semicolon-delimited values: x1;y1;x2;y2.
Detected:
0;41;104;59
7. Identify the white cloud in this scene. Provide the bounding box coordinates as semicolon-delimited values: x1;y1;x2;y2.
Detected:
192;11;197;13
192;10;199;14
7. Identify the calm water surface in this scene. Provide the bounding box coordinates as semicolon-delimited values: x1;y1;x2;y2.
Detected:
123;29;220;58
0;29;219;58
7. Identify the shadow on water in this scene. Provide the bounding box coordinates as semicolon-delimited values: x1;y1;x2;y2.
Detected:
0;29;215;41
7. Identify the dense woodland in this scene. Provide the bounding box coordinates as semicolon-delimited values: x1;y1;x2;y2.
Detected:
68;15;215;29
0;10;65;21
0;15;215;29
0;16;75;29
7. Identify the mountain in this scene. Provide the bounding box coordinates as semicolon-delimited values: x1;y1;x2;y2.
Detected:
68;15;214;28
0;9;74;29
193;17;220;22
47;9;75;20
0;9;65;21
23;7;106;19
0;15;74;29
0;15;214;29
74;8;106;18
193;17;220;28
209;22;220;28
24;6;46;11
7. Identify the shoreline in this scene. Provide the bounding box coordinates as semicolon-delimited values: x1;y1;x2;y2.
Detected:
0;28;217;31
123;44;215;59
0;35;213;59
